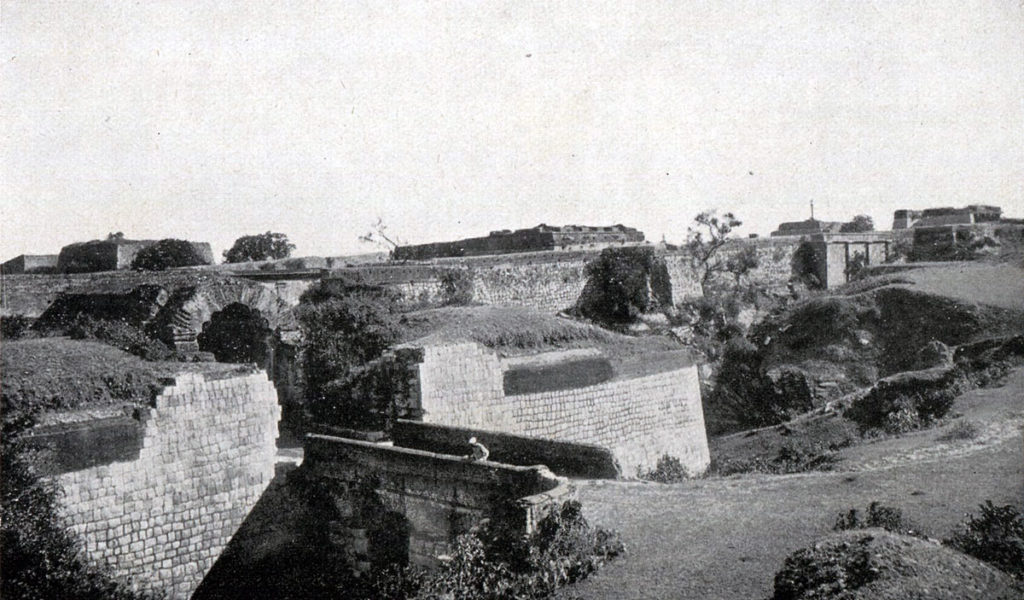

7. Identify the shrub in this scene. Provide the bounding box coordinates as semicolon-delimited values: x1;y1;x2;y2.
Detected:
945;501;1024;579
130;238;208;271
296;282;402;426
938;420;981;442
1;315;35;340
639;454;690;483
439;269;475;306
846;372;960;434
707;338;814;434
834;501;919;536
67;316;174;361
223;231;295;263
713;442;840;476
575;246;672;325
791;242;824;289
772;535;878;600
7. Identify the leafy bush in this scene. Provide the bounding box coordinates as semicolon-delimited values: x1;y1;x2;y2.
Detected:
945;501;1024;579
2;416;159;600
223;231;295;263
130;239;208;271
772;534;878;600
834;502;919;536
938;420;981;442
707;338;814;434
439;269;475;306
414;500;623;600
575;246;672;325
846;374;959;434
67;316;174;361
639;454;691;483
1;314;35;340
840;214;874;233
296;282;402;426
713;441;839;476
791;242;824;289
780;297;863;350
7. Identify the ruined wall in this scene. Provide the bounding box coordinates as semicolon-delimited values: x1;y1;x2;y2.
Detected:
52;371;281;599
405;342;710;475
303;434;572;569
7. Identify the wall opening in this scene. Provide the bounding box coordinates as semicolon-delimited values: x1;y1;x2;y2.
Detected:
198;303;273;365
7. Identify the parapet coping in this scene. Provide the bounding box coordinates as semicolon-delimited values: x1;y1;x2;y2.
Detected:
500;347;605;369
305;433;567;485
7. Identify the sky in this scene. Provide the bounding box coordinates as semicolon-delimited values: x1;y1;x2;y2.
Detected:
2;1;1023;260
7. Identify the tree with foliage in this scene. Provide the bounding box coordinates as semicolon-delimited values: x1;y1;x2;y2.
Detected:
686;210;742;295
575;246;672;325
295;282;402;426
130;238;208;271
840;214;874;233
223;232;295;263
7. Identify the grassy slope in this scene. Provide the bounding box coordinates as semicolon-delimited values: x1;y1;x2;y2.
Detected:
397;305;687;372
1;337;251;414
561;366;1024;600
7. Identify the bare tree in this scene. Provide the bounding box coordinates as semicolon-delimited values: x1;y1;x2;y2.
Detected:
686;210;742;295
358;217;404;255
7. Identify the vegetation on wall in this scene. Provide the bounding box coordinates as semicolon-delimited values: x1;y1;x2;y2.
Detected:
222;231;295;263
574;246;672;325
130;238;208;271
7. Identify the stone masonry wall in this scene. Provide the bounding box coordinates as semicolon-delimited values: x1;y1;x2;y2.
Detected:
55;371;281;599
410;342;710;476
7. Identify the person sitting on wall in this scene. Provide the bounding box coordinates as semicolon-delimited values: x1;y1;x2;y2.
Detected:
467;437;489;461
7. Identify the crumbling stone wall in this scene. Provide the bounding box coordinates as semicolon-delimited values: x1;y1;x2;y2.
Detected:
52;371;281;599
401;342;710;476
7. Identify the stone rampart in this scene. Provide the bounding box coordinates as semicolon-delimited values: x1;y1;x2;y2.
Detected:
41;370;281;599
302;434;572;569
402;342;710;476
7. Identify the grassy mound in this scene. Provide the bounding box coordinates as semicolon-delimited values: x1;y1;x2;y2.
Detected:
1;338;249;415
772;529;1024;600
398;305;682;362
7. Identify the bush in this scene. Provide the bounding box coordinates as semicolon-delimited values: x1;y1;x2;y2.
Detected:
223;231;295;263
439;269;475;306
707;338;814;434
772;534;878;600
1;315;35;340
846;375;959;434
639;454;691;483
575;246;672;325
414;500;623;599
938;420;981;442
945;501;1024;579
130;239;208;271
834;501;919;536
67;316;174;361
713;441;839;476
791;242;823;289
296;283;402;426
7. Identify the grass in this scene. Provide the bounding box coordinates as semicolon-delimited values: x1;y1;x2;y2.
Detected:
559;365;1024;599
398;305;686;366
1;337;251;414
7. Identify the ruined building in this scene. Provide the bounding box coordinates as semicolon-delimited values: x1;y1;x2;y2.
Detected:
393;224;645;260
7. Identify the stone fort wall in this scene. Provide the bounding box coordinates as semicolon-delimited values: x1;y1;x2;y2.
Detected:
400;342;710;475
50;371;280;599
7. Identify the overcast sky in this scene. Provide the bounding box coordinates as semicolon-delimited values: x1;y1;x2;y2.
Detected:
3;1;1023;260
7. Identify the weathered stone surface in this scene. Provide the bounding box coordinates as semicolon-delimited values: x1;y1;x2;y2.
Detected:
55;370;281;599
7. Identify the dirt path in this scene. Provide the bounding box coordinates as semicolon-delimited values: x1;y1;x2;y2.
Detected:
561;368;1024;600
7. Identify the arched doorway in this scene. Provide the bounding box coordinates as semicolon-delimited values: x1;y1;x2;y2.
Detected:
197;303;274;366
